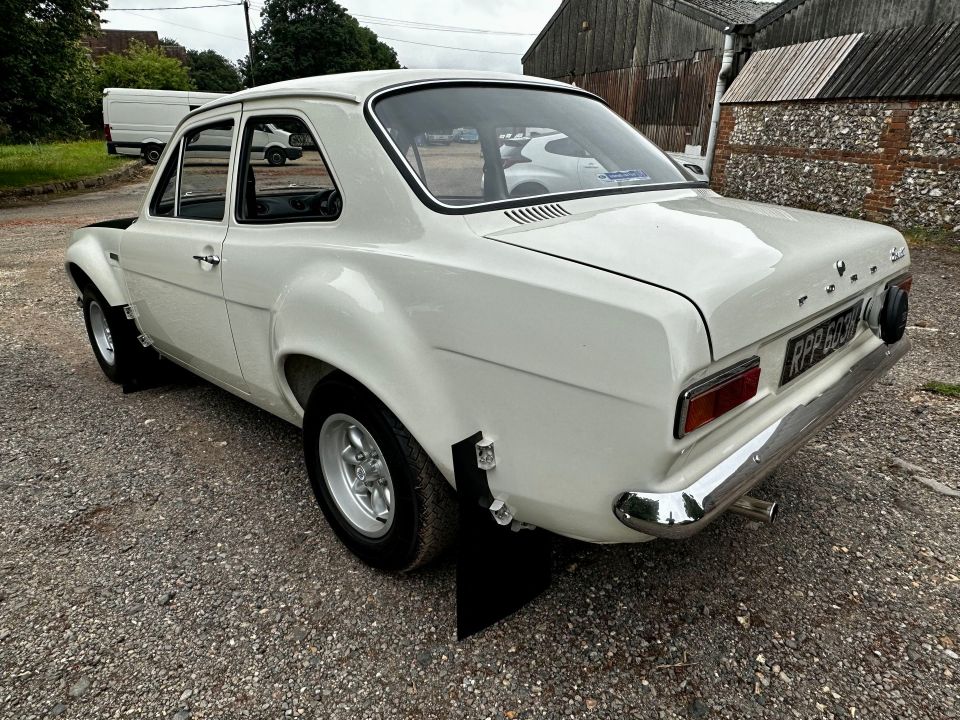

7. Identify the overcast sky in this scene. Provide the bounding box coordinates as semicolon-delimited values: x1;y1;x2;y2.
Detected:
101;0;560;73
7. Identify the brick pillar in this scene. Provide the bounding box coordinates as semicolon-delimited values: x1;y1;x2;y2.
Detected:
863;102;915;223
710;105;736;192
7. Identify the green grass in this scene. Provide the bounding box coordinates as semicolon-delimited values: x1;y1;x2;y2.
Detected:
923;381;960;398
904;228;960;254
0;141;131;191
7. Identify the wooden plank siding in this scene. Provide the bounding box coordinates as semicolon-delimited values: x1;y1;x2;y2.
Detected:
560;52;721;151
752;0;960;50
723;21;960;103
522;0;736;151
522;0;731;79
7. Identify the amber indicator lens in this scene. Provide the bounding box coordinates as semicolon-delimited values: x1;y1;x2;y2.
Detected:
683;366;761;435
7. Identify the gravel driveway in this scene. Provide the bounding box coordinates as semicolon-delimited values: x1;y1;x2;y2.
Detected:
1;182;958;720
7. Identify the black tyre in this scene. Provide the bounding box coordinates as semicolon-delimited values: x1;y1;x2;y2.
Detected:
266;148;286;166
510;182;549;198
303;378;457;571
81;285;157;385
143;144;162;164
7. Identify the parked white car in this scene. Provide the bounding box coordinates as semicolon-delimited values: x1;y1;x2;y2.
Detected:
67;70;911;573
502;132;711;196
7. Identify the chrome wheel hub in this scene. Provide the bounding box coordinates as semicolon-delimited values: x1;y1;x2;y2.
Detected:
318;414;394;538
88;300;115;366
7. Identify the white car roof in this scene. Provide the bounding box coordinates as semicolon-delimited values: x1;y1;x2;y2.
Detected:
193;69;575;114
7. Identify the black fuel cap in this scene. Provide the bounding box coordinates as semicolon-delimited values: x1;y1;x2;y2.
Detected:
880;286;908;344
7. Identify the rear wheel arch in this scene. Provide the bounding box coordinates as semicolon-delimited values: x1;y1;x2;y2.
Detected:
510;182;549;198
282;354;341;412
302;373;457;570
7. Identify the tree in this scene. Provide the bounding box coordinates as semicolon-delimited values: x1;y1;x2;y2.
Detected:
248;0;399;86
186;49;243;92
97;40;193;91
0;0;105;142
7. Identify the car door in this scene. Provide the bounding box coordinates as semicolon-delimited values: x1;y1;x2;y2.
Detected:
218;110;342;418
120;105;248;392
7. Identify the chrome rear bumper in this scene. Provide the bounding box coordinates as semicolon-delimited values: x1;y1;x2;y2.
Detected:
613;338;910;539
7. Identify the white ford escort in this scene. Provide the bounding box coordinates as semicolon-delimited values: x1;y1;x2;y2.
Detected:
66;70;911;574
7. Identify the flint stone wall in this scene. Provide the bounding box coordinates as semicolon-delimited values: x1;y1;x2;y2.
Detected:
714;99;960;230
891;168;960;228
728;103;885;154
723;154;872;217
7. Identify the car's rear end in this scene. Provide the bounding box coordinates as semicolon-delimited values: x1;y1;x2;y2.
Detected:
614;263;911;539
367;77;911;544
469;191;911;541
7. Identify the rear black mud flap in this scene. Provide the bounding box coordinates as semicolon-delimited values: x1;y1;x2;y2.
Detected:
453;432;552;640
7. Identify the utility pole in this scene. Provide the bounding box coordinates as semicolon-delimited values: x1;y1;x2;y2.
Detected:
243;0;256;86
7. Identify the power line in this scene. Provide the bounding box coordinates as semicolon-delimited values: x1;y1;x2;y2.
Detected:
352;13;536;37
375;35;523;55
105;3;240;9
110;9;246;40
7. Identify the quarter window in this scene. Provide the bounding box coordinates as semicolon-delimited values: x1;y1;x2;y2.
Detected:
149;119;234;221
179;121;234;221
236;116;340;222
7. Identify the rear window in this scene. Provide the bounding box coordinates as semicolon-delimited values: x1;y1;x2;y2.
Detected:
371;84;695;211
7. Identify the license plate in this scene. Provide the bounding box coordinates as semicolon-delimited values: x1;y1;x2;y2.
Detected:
780;301;863;386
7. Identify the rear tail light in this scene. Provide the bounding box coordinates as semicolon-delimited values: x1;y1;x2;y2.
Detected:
502;156;531;169
676;358;762;438
888;273;912;293
104;124;112;141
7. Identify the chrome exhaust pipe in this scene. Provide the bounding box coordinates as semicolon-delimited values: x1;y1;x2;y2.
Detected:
729;495;778;524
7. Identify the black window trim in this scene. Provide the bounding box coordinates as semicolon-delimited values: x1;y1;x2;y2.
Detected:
234;111;342;225
148;138;183;218
148;117;236;222
364;79;707;216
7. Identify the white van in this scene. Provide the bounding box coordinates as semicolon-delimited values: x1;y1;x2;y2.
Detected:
102;88;302;166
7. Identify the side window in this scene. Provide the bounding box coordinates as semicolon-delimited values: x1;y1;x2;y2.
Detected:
402;141;485;205
545;136;588;158
237;116;341;222
148;119;234;220
179;121;234;221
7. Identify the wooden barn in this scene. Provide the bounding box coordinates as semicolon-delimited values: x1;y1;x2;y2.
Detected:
524;0;960;229
521;0;779;153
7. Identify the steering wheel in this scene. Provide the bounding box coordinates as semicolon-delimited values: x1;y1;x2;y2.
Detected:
307;188;341;217
319;188;341;217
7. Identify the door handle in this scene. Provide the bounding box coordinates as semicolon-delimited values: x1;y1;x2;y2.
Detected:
192;254;221;266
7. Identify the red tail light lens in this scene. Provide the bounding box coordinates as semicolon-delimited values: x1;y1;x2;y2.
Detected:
889;273;912;293
104;124;112;141
677;360;761;438
502;156;531;169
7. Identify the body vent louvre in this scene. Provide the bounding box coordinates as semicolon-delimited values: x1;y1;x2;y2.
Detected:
504;203;571;224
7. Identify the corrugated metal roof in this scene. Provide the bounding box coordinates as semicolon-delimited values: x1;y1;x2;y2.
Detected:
685;0;781;24
722;21;960;101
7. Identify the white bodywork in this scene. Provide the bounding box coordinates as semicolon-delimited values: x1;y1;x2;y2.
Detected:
70;70;911;544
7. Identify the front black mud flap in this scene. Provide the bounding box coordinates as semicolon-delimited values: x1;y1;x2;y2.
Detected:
453;432;552;640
